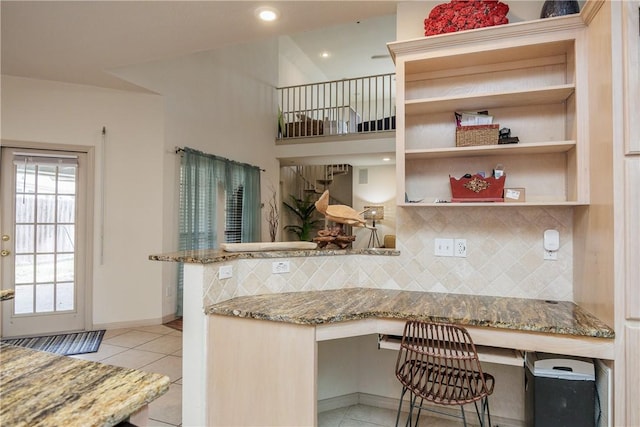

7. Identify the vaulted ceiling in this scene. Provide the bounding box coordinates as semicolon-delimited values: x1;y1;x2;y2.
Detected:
1;1;398;92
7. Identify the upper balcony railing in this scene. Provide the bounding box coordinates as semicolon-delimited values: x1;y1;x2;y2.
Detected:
277;73;396;140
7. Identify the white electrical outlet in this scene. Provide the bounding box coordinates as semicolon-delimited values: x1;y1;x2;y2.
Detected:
544;250;558;261
454;239;467;257
434;238;454;257
218;265;233;279
272;261;290;274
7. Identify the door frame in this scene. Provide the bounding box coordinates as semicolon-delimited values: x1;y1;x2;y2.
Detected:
0;140;95;337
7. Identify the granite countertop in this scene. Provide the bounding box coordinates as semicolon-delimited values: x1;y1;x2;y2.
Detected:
149;247;399;264
206;287;615;339
1;289;15;301
0;342;170;427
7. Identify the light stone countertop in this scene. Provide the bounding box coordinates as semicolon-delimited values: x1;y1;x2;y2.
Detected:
149;247;399;264
206;287;615;339
0;342;170;427
0;289;15;301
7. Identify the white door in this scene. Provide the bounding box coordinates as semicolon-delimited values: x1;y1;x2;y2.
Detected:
1;147;89;337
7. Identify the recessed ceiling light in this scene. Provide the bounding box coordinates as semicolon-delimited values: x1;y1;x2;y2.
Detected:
256;7;279;22
383;157;391;162
320;51;331;58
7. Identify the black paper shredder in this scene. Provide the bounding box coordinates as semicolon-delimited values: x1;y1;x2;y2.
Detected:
525;352;596;427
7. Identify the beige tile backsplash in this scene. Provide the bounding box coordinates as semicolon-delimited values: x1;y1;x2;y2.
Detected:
203;206;573;305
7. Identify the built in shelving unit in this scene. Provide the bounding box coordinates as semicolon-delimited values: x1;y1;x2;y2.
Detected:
388;16;589;207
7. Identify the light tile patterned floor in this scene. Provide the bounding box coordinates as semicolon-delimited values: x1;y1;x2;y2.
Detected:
72;325;473;427
319;404;471;427
71;325;183;427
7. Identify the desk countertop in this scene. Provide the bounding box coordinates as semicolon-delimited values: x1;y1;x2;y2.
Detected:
0;343;170;427
206;287;615;339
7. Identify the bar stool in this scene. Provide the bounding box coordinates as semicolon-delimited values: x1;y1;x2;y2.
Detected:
394;320;495;427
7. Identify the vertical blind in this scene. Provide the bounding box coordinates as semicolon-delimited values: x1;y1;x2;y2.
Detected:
176;147;261;315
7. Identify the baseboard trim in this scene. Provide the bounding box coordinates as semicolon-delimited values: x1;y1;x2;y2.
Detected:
93;317;166;330
319;392;524;427
317;393;359;413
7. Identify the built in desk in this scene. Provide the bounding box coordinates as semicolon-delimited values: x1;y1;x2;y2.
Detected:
206;288;614;426
149;248;614;426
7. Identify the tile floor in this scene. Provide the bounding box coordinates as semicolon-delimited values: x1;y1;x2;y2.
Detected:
319;404;472;427
71;325;472;427
71;325;183;427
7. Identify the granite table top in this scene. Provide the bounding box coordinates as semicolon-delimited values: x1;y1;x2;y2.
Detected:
0;342;170;427
149;247;399;264
206;287;615;339
0;289;15;301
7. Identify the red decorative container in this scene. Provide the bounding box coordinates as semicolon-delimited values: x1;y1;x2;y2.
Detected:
450;174;505;202
424;1;510;37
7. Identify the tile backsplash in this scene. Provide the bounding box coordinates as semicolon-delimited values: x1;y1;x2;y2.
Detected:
395;206;573;300
203;206;573;305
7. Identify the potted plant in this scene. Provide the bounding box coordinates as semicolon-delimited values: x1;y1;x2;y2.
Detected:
283;194;322;241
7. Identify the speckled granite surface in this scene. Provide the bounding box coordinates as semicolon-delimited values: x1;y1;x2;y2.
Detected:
0;342;170;427
149;247;399;264
0;289;15;301
206;287;614;338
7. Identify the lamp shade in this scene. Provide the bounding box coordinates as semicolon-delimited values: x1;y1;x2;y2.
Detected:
363;206;384;221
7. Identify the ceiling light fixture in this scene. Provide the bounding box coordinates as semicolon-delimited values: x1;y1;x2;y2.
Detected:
256;7;279;22
320;51;331;58
383;157;391;162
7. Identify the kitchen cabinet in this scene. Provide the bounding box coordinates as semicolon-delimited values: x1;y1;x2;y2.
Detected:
388;16;589;206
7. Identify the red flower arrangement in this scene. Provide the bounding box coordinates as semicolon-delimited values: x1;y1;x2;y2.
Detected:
424;0;509;36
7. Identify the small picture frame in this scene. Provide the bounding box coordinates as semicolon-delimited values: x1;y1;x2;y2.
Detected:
503;187;526;203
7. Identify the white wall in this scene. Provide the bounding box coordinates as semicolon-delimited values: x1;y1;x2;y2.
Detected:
278;35;327;87
110;38;282;313
352;164;396;249
1;75;165;327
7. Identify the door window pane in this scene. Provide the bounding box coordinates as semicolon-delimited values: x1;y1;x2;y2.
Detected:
58;167;76;194
57;195;75;222
14;255;34;284
14;285;34;314
36;195;56;223
15;224;34;253
36;165;57;194
36;225;56;252
56;282;74;311
15;163;36;193
35;254;55;283
35;283;54;312
15;195;35;223
56;254;74;282
57;225;75;252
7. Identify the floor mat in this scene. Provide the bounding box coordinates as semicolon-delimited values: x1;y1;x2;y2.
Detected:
164;318;183;332
1;330;105;356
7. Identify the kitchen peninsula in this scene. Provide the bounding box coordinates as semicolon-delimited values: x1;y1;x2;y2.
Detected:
150;247;614;426
0;342;170;426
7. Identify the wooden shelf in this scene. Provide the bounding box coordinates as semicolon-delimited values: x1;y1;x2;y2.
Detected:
390;22;587;209
405;85;575;116
399;201;587;208
405;140;576;160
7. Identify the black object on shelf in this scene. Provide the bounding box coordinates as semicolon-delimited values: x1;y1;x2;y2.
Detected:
540;1;580;19
498;127;519;144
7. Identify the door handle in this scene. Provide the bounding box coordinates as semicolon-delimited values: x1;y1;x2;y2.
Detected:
1;235;9;241
1;250;10;257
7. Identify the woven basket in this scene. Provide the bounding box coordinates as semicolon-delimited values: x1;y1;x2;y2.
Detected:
456;124;499;147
